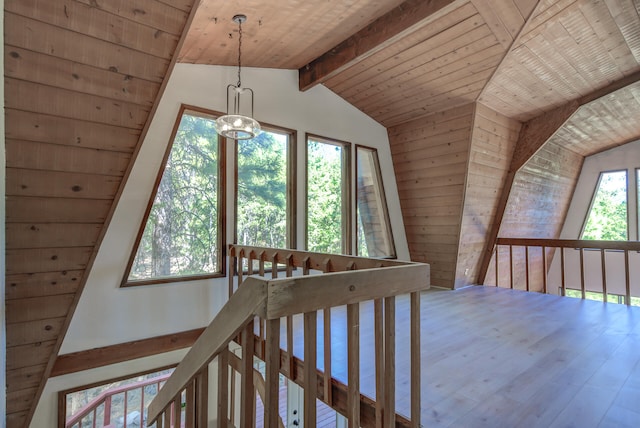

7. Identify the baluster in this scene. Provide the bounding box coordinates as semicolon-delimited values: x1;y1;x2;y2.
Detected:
560;247;566;296
173;396;181;428
237;249;245;287
124;390;128;428
241;321;255;427
196;367;209;427
304;310;318;427
410;291;421;427
92;408;96;428
347;302;360;428
322;257;332;405
259;251;266;276
156;415;163;428
272;252;279;279
542;246;547;294
185;382;195;428
248;251;255;276
164;406;171;428
302;256;310;276
139;387;145;428
495;246;499;287
104;395;112;426
218;348;229;428
625;249;631;306
601;249;608;302
384;296;396;428
509;245;514;289
228;247;236;298
265;319;281;428
374;298;384;428
525;246;530;291
286;254;295;378
579;248;585;299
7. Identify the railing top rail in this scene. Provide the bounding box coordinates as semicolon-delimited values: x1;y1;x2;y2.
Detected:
67;373;171;426
264;263;429;319
229;244;413;270
496;238;640;251
148;248;430;426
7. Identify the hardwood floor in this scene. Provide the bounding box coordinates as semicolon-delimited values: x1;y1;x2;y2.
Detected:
281;285;640;427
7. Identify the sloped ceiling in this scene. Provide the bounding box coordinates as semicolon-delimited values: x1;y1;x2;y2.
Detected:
5;0;640;426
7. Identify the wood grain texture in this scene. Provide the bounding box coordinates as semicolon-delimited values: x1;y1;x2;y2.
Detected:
390;104;474;288
456;103;520;288
4;0;195;424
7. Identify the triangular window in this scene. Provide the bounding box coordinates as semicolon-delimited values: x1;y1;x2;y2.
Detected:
581;170;628;240
122;107;225;286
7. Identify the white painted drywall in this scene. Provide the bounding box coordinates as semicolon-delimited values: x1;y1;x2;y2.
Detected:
33;64;409;425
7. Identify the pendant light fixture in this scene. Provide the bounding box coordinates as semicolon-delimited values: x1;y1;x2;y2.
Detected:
214;14;261;140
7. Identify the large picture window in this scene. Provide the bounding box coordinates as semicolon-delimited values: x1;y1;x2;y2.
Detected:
123;107;225;286
581;170;628;240
356;146;395;258
306;135;350;254
236;125;295;248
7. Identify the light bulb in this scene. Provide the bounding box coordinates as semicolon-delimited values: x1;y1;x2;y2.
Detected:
233;118;243;127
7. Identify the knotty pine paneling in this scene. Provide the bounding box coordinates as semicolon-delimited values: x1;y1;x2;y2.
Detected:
6;140;131;176
6;0;181;59
390;103;474;288
4;0;194;424
5;47;161;107
6;270;84;300
488;141;583;290
6;109;140;152
455;104;520;288
5;13;169;83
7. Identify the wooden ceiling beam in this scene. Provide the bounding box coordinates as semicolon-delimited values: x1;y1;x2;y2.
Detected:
298;0;459;91
477;68;640;285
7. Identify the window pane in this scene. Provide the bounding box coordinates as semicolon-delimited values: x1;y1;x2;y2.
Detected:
581;170;627;240
307;137;347;254
128;111;222;282
356;147;395;257
237;129;289;248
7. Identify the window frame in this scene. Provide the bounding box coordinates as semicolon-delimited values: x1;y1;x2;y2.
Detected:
305;133;352;255
58;365;176;428
579;168;629;241
355;144;396;258
121;105;227;287
233;121;297;249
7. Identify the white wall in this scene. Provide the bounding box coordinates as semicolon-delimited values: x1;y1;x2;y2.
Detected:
559;139;639;241
547;140;640;296
32;64;409;425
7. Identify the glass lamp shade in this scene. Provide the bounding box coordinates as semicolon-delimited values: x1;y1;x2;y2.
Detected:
214;114;261;140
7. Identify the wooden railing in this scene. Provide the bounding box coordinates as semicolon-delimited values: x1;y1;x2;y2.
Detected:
147;245;430;427
487;238;640;305
66;373;173;428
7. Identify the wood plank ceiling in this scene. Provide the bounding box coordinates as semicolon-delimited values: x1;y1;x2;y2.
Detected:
5;0;640;426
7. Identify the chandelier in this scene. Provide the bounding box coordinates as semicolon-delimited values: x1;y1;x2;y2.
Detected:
214;14;261;140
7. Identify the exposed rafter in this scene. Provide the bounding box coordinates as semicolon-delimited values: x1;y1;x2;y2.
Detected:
298;0;459;91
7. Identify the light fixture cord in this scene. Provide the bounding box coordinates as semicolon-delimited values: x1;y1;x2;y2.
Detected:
237;19;243;88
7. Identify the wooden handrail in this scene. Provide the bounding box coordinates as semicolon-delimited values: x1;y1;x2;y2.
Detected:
147;277;268;424
490;237;640;305
265;263;428;319
148;246;430;427
496;237;640;251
